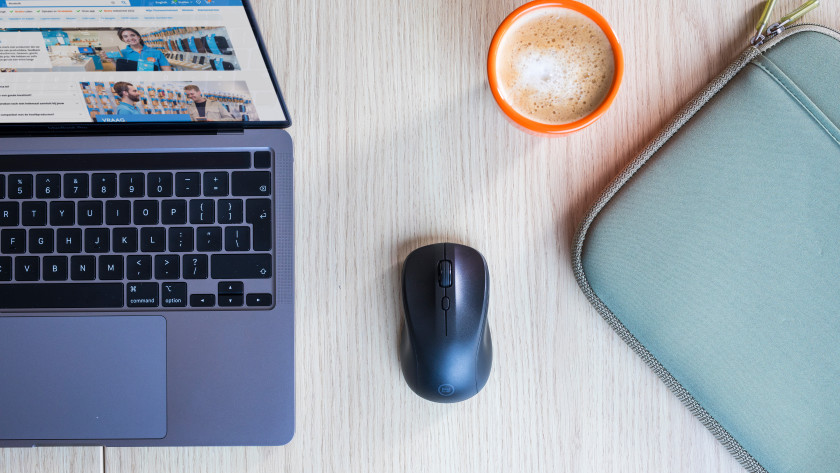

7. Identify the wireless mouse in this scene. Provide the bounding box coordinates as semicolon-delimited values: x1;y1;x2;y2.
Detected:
399;242;492;403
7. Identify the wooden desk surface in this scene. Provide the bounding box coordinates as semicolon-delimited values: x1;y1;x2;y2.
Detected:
4;1;838;472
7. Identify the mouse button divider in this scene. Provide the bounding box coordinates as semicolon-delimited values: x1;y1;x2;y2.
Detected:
435;282;447;338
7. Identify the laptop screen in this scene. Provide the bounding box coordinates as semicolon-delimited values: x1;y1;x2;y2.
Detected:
0;0;289;129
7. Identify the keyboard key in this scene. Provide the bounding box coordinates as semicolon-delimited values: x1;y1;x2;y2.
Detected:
0;174;4;198
161;199;187;225
92;173;117;198
204;172;229;196
29;229;54;254
211;253;272;279
106;200;132;225
127;282;159;307
1;229;26;253
0;283;124;309
119;173;145;198
219;294;244;307
225;226;250;251
21;201;47;226
246;198;272;251
218;281;244;295
196;227;222;252
154;254;180;280
134;200;159;225
218;199;243;224
64;173;89;198
78;201;103;225
232;171;271;196
43;256;68;281
183;254;208;279
36;174;61;199
245;198;271;222
0;202;20;227
70;255;96;280
247;293;272;307
57;228;82;253
140;227;166;252
84;228;110;253
148;172;173;197
15;256;39;281
254;151;272;169
113;227;139;253
162;282;187;307
0;256;11;281
190;293;215;307
189;199;214;224
99;255;124;280
168;227;194;252
175;172;200;197
127;255;153;280
8;174;33;199
50;201;75;226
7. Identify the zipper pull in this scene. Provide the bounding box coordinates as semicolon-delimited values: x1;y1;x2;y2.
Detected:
765;0;820;39
751;0;779;45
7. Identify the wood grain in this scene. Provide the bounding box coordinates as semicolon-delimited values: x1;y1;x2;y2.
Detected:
4;1;838;472
2;447;101;473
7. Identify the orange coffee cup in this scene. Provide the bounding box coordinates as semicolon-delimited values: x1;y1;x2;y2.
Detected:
488;0;624;136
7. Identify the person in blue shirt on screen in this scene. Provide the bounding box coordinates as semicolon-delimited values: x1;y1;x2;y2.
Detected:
117;27;172;71
114;82;143;115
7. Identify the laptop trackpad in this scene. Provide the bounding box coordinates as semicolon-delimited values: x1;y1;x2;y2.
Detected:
0;316;166;440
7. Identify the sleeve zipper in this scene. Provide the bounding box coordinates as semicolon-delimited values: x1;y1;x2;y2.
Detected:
749;0;820;46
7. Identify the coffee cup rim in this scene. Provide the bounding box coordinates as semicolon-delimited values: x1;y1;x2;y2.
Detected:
488;0;624;136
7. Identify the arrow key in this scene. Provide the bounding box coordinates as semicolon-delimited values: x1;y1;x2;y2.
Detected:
218;281;244;295
190;294;215;307
219;294;244;307
246;293;272;307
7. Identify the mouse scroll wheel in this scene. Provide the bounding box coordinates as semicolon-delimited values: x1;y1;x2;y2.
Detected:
438;260;452;288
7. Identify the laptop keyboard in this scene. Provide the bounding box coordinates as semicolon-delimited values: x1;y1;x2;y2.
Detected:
0;151;275;310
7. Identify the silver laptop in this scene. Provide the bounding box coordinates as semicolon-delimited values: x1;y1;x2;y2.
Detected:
0;0;294;446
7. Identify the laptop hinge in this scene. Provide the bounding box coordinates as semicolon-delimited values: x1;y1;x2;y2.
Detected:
216;129;246;135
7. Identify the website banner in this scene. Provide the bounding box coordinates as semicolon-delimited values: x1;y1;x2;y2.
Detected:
0;2;286;124
0;1;245;8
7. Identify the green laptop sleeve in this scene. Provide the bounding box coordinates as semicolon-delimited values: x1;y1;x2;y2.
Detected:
573;25;840;473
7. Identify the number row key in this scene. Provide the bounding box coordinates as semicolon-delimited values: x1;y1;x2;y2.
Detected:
1;172;233;199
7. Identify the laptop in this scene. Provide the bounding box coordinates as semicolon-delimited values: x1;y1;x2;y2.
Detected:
0;0;294;446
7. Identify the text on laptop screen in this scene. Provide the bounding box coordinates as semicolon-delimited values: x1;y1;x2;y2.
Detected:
0;0;285;124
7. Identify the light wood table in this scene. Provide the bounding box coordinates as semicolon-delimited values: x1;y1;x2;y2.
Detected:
4;1;838;472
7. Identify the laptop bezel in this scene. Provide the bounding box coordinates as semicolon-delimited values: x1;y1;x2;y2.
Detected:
0;0;291;136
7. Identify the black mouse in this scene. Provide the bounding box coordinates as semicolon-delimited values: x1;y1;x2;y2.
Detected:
399;242;492;403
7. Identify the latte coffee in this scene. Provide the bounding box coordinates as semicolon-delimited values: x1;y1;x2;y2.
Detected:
495;8;615;125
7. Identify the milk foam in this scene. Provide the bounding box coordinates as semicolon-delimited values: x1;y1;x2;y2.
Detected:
496;8;615;125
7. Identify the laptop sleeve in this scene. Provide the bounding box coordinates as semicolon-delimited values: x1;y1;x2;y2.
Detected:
573;25;840;473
